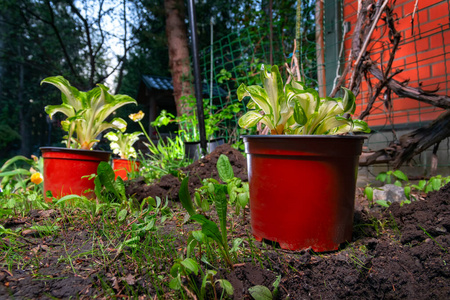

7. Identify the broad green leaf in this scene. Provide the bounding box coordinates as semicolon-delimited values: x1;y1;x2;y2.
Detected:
55;194;83;205
217;279;234;296
0;169;30;177
186;235;198;258
432;178;441;191
192;230;207;243
393;170;408;182
1;156;33;172
237;192;249;208
364;186;374;202
179;177;196;216
97;162;121;199
272;275;281;298
117;209;128;222
341;87;356;113
249;285;273;300
115;177;126;201
237;84;272;116
214;184;228;246
238;111;264;129
217;154;234;182
170;263;181;277
404;185;411;199
376;172;387;183
191;214;223;246
169;276;181;290
180;258;199;275
376;200;390;207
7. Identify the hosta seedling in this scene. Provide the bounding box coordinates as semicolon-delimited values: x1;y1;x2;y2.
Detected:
42;76;137;149
238;64;370;135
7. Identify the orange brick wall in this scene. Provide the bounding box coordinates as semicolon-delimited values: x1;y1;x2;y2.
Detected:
343;0;449;127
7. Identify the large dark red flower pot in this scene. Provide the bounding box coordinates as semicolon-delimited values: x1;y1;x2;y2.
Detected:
243;135;366;252
112;158;140;180
40;147;111;202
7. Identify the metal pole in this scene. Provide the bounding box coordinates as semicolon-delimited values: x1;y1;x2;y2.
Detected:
187;0;207;155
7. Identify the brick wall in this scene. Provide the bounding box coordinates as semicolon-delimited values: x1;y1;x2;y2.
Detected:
343;0;449;128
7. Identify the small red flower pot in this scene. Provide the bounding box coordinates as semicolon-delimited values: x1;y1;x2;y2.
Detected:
40;147;111;202
243;135;366;252
112;158;140;180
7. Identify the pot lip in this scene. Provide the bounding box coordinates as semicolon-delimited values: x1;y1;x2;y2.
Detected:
184;137;225;145
40;146;112;155
242;134;367;140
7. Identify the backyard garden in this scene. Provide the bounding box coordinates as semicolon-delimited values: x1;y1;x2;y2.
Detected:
1;0;450;299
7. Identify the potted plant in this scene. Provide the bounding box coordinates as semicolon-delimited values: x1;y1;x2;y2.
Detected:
105;130;142;180
152;97;241;160
40;76;137;201
238;64;370;252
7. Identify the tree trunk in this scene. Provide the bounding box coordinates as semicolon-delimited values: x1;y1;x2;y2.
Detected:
164;0;194;117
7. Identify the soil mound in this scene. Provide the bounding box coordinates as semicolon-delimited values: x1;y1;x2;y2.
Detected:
126;143;247;202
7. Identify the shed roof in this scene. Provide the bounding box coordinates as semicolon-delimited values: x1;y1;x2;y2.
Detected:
141;75;228;98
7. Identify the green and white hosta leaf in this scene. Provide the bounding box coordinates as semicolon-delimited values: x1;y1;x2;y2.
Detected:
238;111;265;129
44;104;75;120
261;65;284;120
237;84;272;115
341;87;356;114
41;76;83;111
292;101;307;126
315;116;352;135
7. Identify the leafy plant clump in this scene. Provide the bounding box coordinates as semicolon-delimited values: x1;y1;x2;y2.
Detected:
105;131;142;159
238;64;370;135
42;76;137;149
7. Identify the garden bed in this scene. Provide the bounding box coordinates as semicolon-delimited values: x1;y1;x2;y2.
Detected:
0;145;449;299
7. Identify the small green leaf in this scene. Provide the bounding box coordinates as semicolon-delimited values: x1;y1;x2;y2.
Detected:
97;162;121;199
217;154;234;182
117;209;128;222
376;200;390;207
432;178;441;191
393;170;408;182
237;192;249;208
179;177;195;216
180;258;199;275
216;279;234;296
191;214;223;246
249;285;273;300
404;185;411;199
169;276;181;290
375;172;387;183
364;186;373;202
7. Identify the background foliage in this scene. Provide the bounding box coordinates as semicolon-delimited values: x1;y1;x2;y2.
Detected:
0;0;315;162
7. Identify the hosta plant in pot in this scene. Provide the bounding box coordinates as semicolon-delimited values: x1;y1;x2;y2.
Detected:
40;76;137;201
238;64;370;252
105;130;142;180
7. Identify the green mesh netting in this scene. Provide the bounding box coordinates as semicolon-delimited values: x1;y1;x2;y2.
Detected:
198;23;319;143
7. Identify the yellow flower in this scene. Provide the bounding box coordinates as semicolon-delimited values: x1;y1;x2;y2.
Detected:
31;172;43;185
129;110;145;122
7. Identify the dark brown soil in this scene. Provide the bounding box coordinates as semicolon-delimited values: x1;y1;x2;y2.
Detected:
1;144;449;299
125;144;248;202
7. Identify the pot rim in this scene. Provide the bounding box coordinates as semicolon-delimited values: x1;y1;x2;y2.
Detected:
242;134;367;140
40;146;112;155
